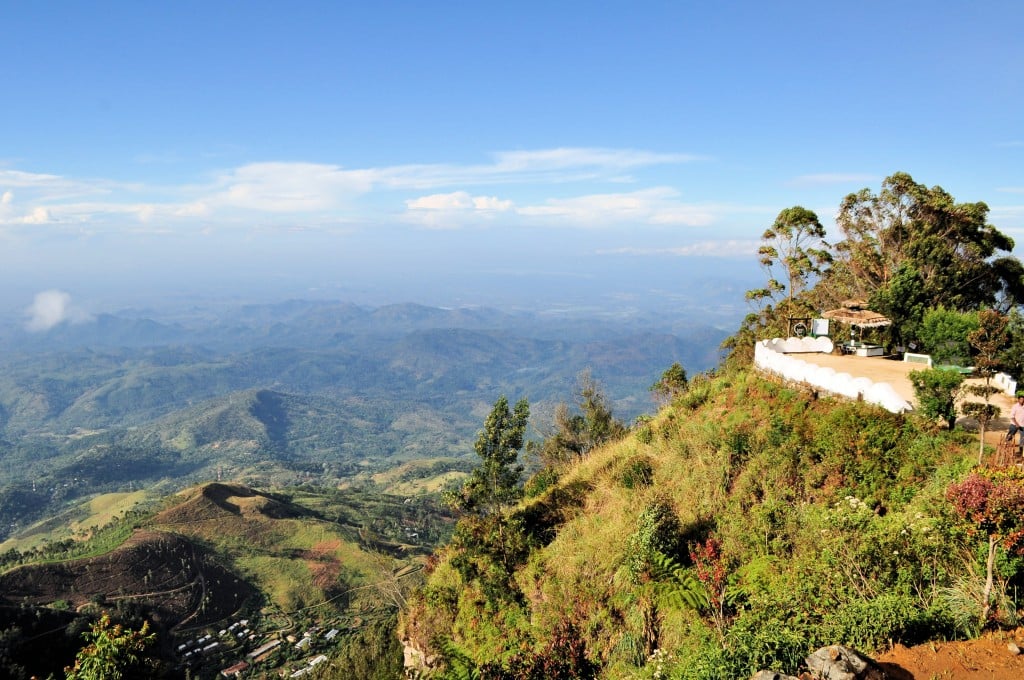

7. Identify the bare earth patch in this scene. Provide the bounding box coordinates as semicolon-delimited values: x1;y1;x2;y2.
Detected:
875;631;1024;679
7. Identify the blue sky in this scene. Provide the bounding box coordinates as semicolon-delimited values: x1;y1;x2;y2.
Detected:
1;1;1022;319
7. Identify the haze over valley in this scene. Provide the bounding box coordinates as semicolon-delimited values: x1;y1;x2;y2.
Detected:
2;2;1023;678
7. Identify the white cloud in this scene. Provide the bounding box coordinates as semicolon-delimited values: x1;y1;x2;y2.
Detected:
22;207;53;224
0;147;706;231
406;191;474;211
518;187;715;227
24;290;92;332
206;162;375;212
472;195;513;211
403;187;722;230
404;191;514;229
997;187;1024;194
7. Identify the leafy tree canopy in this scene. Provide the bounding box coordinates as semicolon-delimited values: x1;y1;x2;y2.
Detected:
749;206;830;309
823;172;1023;343
445;395;529;516
64;612;156;680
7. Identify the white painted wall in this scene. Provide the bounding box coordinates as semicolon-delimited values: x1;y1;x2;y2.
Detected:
754;337;913;414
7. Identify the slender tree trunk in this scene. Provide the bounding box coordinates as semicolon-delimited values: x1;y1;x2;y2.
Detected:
979;378;993;465
978;419;987;465
982;534;997;624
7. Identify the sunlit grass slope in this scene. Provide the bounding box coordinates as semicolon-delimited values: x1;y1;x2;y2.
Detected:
405;369;984;678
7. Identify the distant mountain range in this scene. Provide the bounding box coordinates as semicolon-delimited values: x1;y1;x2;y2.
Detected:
0;299;728;537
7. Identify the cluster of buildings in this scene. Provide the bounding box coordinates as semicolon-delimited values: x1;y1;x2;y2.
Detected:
206;621;345;677
289;654;328;677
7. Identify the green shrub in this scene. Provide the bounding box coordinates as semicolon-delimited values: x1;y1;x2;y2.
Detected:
823;593;930;650
920;307;979;365
720;609;811;676
910;368;965;431
624;499;682;583
619;456;654;489
678;383;712;410
523;468;559;498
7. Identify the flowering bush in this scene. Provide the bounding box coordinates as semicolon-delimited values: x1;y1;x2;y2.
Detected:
947;471;1024;552
946;469;1024;625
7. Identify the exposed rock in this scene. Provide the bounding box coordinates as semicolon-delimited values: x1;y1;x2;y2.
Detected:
1008;641;1021;655
753;645;887;680
804;645;885;680
403;639;435;676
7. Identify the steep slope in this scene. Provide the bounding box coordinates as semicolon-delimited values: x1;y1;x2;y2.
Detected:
404;369;996;678
0;530;253;627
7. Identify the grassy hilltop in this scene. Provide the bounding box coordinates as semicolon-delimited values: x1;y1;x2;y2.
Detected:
403;368;1012;678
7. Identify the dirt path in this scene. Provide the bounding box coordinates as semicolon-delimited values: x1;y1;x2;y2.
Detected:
875;631;1024;679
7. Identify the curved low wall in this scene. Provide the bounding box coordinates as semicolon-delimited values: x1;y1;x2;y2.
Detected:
754;337;913;414
763;336;835;354
995;372;1018;397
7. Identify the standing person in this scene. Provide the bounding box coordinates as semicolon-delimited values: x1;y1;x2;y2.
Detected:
1007;394;1024;443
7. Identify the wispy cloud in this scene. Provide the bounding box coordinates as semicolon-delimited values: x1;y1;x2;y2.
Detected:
0;148;707;231
990;205;1024;224
399;186;770;231
401;186;724;230
517;187;715;227
997;187;1024;194
0;168;117;202
369;147;703;190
